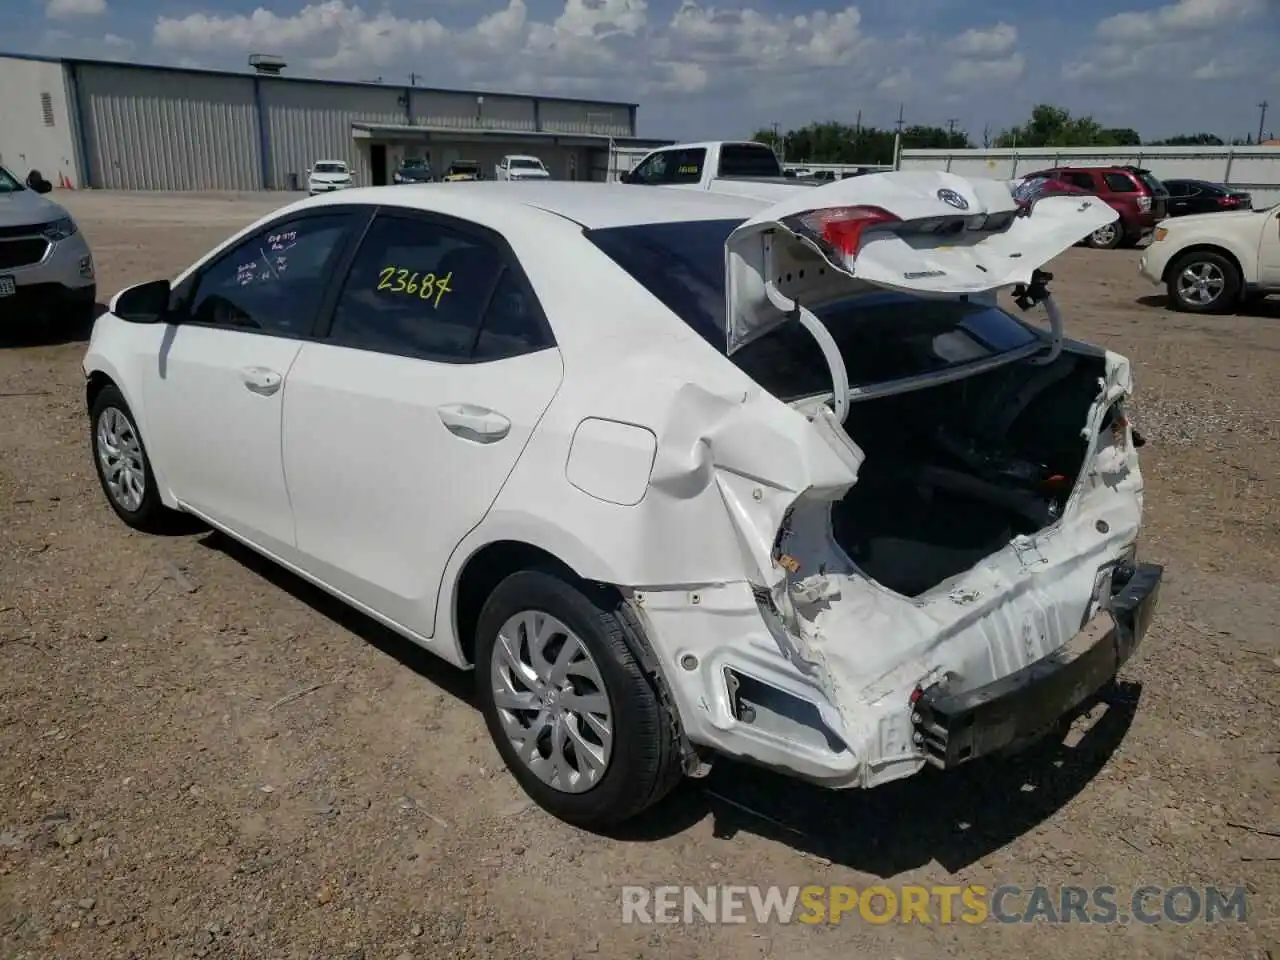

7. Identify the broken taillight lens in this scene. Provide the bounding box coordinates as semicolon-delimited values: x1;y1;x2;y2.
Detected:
785;206;902;258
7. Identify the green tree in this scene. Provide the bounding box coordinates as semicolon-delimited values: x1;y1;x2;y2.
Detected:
751;120;971;165
1148;132;1225;146
994;104;1114;147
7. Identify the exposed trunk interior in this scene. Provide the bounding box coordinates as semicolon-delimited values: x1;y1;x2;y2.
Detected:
829;349;1110;597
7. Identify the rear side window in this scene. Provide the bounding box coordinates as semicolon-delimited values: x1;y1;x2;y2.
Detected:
1103;172;1138;193
328;215;505;361
668;148;706;185
718;144;781;178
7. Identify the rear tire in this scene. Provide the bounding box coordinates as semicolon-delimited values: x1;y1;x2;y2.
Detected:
474;568;682;828
1087;222;1123;249
89;384;184;532
1165;251;1240;314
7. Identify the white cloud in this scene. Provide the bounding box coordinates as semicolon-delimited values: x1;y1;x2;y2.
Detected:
948;22;1016;56
946;52;1025;86
45;0;106;18
1097;0;1263;42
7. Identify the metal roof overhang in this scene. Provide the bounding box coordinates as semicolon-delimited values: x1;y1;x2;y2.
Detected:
351;122;671;149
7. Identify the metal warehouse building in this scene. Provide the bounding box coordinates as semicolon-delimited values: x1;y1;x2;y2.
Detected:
0;52;670;191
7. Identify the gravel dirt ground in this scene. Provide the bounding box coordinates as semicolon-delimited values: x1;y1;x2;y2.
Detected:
1;191;1277;960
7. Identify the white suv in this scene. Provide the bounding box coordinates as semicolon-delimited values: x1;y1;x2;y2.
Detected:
0;165;96;325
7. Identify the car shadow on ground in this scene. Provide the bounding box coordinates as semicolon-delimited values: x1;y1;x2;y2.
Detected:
0;302;105;348
196;527;1140;875
617;681;1141;877
1137;293;1280;318
197;529;476;707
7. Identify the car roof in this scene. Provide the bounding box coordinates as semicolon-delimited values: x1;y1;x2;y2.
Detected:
306;181;768;229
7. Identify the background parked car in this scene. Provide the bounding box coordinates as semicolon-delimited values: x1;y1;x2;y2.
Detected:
307;160;352;195
392;159;433;184
1020;165;1168;249
0;163;96;326
442;161;482;182
1162;179;1252;217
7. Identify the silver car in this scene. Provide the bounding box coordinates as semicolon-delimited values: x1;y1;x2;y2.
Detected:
0;165;96;324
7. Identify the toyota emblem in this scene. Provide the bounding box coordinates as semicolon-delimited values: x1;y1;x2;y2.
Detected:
937;188;969;210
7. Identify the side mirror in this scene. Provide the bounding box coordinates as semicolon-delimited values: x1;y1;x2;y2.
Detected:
34;178;53;194
110;279;172;324
619;170;636;184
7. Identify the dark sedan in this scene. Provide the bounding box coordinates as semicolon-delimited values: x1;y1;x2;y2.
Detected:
1163;178;1251;216
392;161;434;184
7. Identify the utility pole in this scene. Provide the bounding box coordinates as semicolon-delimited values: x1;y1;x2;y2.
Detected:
770;120;781;159
946;117;959;145
1259;101;1269;144
409;72;420;86
895;103;905;133
982;123;991;148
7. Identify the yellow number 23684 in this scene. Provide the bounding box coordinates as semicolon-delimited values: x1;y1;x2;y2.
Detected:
376;266;454;308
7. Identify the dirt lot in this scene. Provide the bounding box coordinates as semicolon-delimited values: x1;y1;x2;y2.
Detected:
1;191;1278;960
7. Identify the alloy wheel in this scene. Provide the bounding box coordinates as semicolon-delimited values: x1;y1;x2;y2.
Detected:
489;610;614;794
1176;261;1226;307
95;406;146;512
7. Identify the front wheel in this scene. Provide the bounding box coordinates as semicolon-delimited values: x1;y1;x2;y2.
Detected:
90;384;183;532
1166;251;1240;314
474;569;682;828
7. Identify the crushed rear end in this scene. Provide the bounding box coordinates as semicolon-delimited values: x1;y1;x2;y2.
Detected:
634;171;1162;788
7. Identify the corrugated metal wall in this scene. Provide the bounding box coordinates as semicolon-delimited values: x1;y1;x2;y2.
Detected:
77;63;261;191
261;80;404;189
539;99;631;137
0;57;80;186
900;146;1280;207
412;90;535;131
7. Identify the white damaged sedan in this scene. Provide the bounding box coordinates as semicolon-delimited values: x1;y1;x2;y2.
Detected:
83;175;1162;826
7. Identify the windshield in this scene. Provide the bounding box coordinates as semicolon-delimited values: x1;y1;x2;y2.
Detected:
585;219;1042;400
451;163;479;173
314;162;347;174
510;158;544;169
0;166;24;193
1132;168;1167;195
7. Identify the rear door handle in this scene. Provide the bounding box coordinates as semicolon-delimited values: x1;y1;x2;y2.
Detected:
241;366;283;396
438;403;511;443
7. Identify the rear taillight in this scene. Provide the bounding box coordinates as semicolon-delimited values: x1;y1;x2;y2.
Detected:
790;206;902;257
1219;195;1241;207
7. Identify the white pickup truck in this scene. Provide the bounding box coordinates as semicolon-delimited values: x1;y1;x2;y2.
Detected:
620;140;819;201
495;155;551;181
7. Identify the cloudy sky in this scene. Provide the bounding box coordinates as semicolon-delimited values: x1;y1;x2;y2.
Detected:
11;0;1279;141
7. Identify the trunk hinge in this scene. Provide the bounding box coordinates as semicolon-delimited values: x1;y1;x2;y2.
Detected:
762;233;852;424
1012;269;1064;367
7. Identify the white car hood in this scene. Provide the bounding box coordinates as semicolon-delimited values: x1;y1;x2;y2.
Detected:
509;169;550;178
724;170;1118;354
1162;208;1265;229
311;172;349;182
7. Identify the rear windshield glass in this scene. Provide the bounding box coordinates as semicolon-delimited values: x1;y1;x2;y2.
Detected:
718;144;782;178
584;220;1041;400
1132;168;1167;194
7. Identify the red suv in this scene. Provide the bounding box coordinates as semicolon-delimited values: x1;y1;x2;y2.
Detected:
1020;165;1169;249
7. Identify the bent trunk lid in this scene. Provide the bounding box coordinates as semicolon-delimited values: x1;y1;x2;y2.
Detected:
724;170;1118;354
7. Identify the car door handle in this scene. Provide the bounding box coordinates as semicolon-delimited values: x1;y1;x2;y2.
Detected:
438;403;511;443
241;366;283;396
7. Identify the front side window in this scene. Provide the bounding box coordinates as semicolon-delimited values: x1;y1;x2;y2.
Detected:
629;151;670;185
0;166;24;193
185;213;353;336
327;215;507;361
